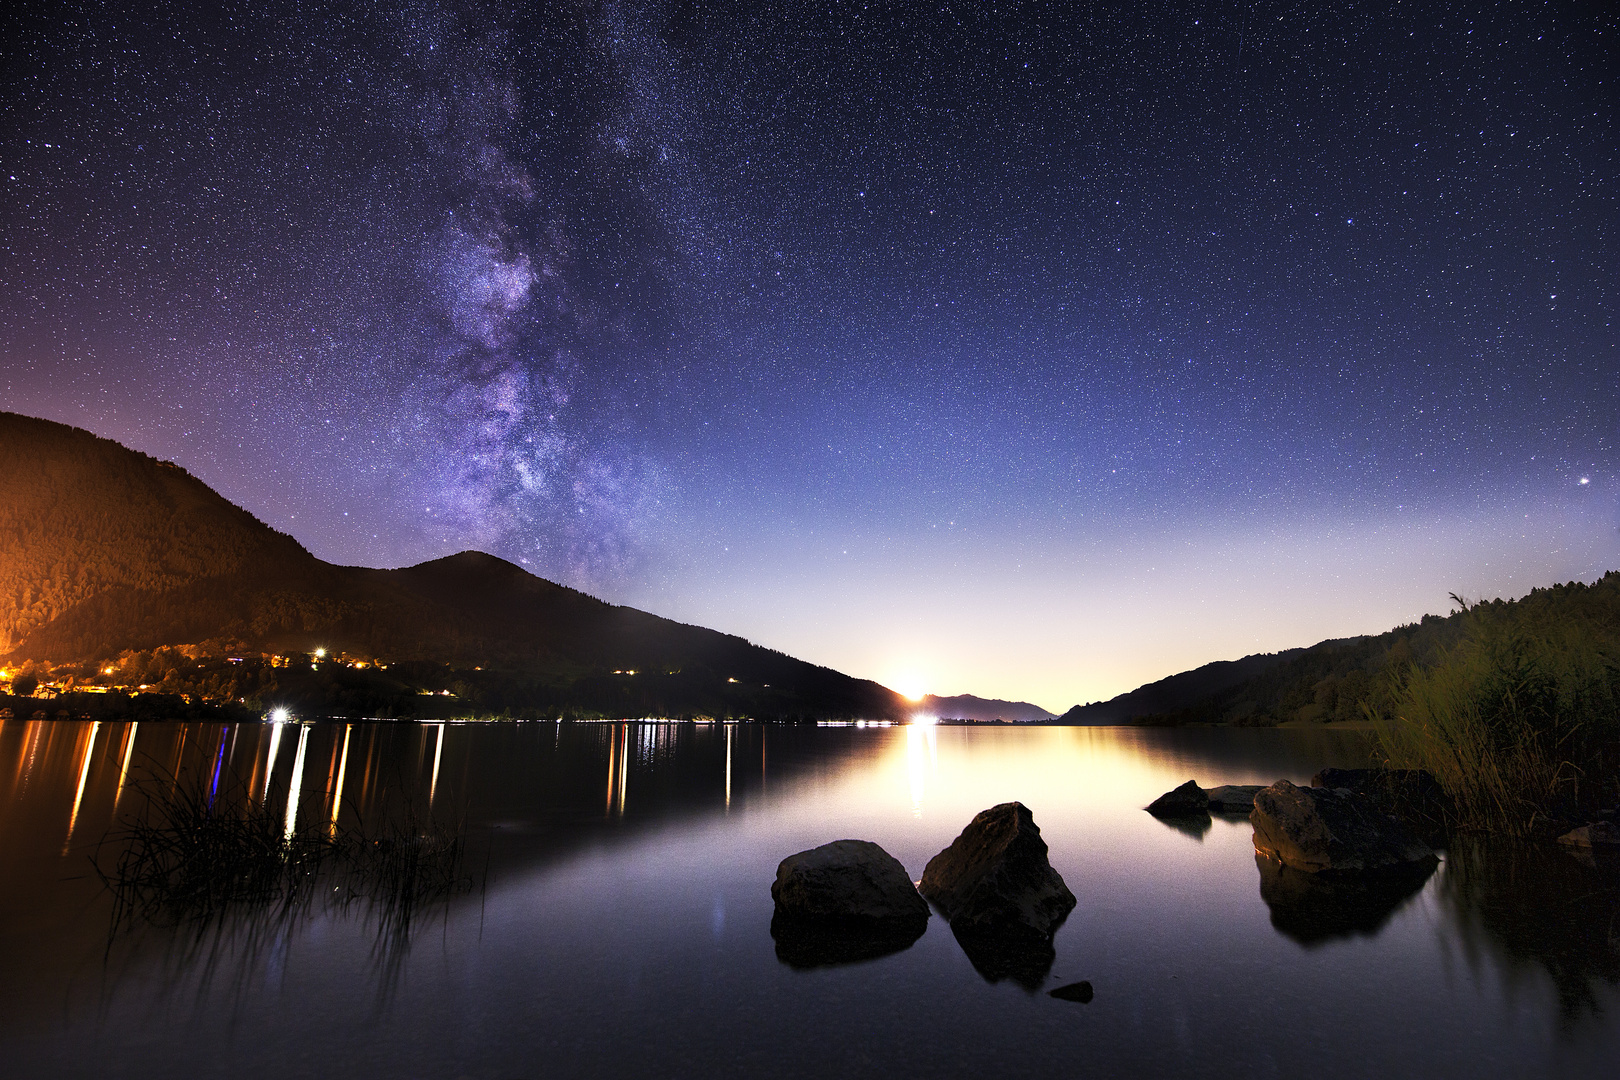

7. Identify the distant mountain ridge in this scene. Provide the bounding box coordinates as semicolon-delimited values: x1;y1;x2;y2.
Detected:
1055;648;1313;725
918;693;1053;723
0;412;906;720
1052;574;1620;727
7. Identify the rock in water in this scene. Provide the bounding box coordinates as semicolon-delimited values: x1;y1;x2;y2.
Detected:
770;840;929;928
1557;822;1620;849
1049;980;1094;1003
1251;779;1437;873
1205;785;1266;813
1146;780;1210;817
919;802;1076;940
1311;767;1451;834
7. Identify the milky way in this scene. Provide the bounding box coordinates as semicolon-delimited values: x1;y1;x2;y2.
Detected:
2;1;1616;707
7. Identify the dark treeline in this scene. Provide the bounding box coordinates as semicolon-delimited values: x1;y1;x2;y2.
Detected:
1065;577;1619;730
10;651;893;724
1063;573;1620;833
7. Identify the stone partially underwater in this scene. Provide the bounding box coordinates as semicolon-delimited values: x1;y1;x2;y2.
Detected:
1311;767;1451;842
1146;780;1265;822
1251;779;1437;874
919;802;1076;988
1557;821;1620;850
769;839;929;968
1146;780;1210;817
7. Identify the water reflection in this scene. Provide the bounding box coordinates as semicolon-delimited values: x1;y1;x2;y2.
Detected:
427;722;445;806
1255;853;1436;947
906;721;938;817
771;914;927;969
113;720;137;807
1440;838;1620;1025
283;723;310;838
4;720;1619;1078
949;924;1057;990
329;723;351;833
1154;812;1213;842
63;720;99;853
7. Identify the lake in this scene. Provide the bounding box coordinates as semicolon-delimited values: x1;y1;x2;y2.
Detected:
1;718;1616;1078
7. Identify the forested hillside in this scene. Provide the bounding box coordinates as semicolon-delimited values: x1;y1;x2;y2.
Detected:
0;413;904;720
1058;575;1620;732
0;413;311;653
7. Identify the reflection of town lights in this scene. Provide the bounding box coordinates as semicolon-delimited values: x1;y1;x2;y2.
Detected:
270;707;290;724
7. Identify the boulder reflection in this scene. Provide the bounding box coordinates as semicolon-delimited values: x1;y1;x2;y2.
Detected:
1439;837;1620;1025
1153;812;1212;841
770;914;926;969
949;923;1057;990
1255;853;1434;947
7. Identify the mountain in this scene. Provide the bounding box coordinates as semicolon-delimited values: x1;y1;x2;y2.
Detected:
1055;648;1312;725
918;693;1053;723
0;412;906;720
1055;574;1620;727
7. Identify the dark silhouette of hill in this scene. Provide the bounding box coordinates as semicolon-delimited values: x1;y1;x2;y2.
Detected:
1055;648;1311;725
0;412;313;653
0;412;905;720
919;693;1053;723
1055;574;1620;727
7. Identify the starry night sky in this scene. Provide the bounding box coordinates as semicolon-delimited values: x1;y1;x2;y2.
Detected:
3;1;1616;709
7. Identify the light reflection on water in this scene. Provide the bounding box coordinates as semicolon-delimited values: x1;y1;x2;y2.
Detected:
0;718;1616;1079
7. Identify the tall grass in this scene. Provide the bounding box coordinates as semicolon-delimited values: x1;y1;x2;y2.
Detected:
97;768;473;950
1373;593;1620;835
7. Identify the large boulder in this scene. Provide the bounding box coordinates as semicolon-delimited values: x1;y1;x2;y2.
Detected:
1557;822;1620;849
1251;779;1437;873
1311;767;1451;835
919;802;1076;941
771;839;929;928
1146;780;1210;817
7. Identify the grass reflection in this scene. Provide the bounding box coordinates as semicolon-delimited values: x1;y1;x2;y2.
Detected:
96;761;476;989
1440;837;1620;1028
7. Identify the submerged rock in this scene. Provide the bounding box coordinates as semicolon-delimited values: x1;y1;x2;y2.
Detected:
1049;980;1094;1003
1255;852;1435;946
1251;779;1437;873
1146;780;1210;817
1205;785;1265;813
919;802;1076;941
1557;822;1620;849
770;839;929;928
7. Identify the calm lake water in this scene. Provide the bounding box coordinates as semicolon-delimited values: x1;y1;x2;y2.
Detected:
1;718;1617;1078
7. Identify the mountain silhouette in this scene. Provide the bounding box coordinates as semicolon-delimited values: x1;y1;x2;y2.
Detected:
0;412;904;720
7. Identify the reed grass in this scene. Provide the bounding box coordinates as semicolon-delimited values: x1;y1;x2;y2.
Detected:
1373;593;1620;835
97;767;473;947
